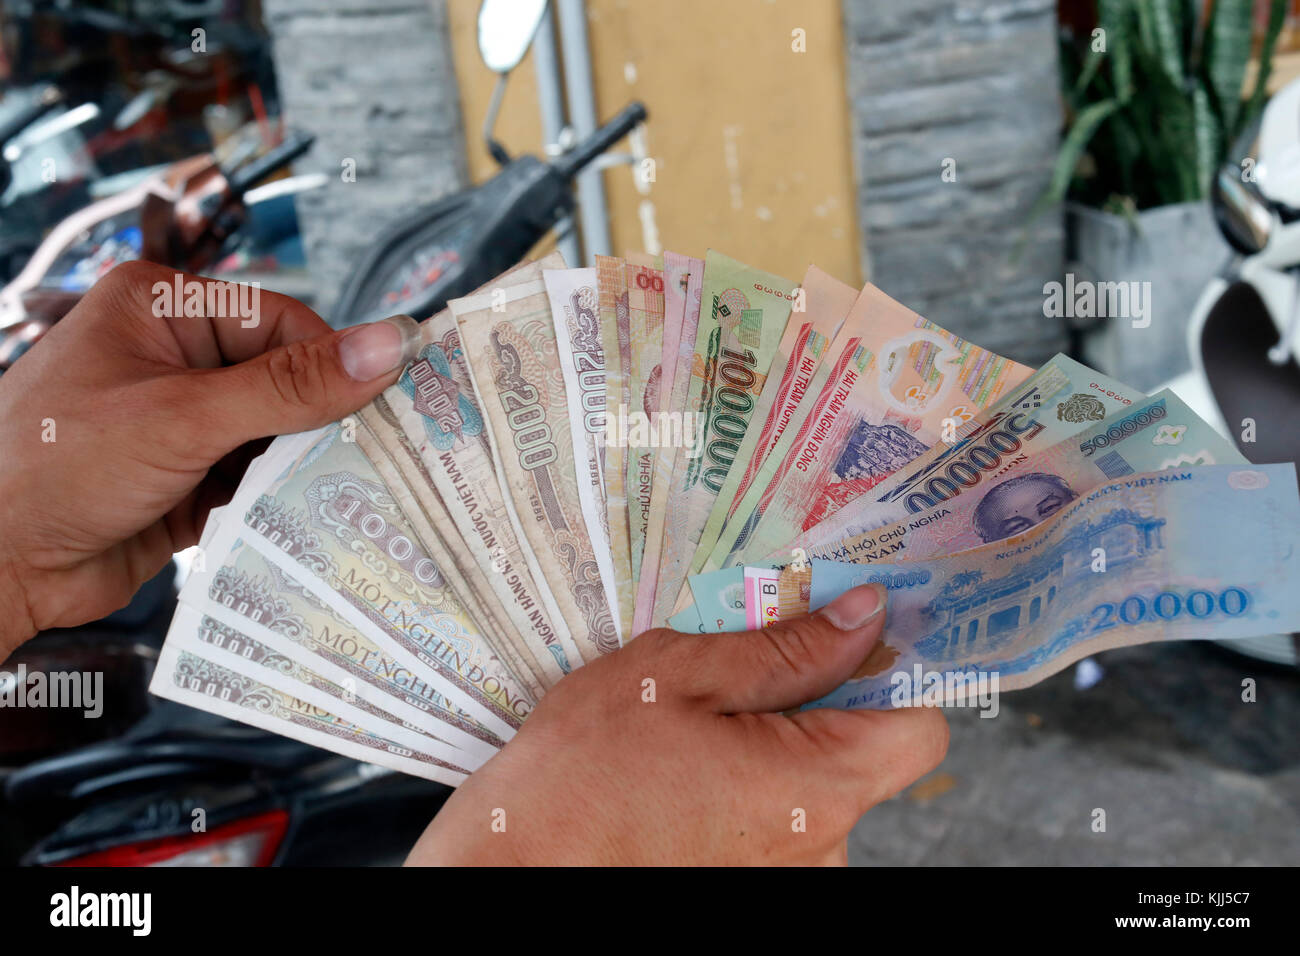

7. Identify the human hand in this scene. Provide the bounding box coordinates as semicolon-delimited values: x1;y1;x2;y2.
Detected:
408;583;949;865
0;260;418;659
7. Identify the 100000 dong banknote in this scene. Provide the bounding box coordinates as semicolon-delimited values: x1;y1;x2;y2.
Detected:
706;284;1033;571
650;250;798;626
455;279;621;657
801;464;1300;710
635;251;704;632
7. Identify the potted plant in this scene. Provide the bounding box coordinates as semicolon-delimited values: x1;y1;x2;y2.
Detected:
1047;0;1286;389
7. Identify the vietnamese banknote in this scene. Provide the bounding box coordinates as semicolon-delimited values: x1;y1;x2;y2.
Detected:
635;251;704;633
786;352;1145;559
150;642;471;785
692;264;860;571
800;464;1300;709
649;250;798;627
624;254;666;587
179;532;501;761
229;427;532;740
454;278;621;658
703;284;1033;571
595;255;635;639
543;266;622;644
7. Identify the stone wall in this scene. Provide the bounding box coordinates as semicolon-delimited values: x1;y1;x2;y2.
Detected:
260;0;467;318
841;0;1065;364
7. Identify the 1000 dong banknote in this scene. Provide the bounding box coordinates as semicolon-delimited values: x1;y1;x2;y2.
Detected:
800;464;1300;710
543;266;621;643
455;279;620;657
167;603;482;769
352;422;540;698
231;427;531;739
625;254;666;587
692;265;859;571
785;353;1145;559
180;532;500;761
595;255;635;639
149;643;470;785
649;250;798;627
635;251;704;632
704;284;1033;571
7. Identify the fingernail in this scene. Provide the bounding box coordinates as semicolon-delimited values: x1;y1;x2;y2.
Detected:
338;315;419;381
820;582;887;630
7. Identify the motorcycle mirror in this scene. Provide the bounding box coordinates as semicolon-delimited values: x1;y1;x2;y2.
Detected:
1211;162;1274;256
477;0;548;73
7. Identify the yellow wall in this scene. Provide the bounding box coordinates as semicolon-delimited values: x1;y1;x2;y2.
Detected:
446;0;862;286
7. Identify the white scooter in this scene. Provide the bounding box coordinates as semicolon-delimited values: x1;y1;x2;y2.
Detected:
1160;79;1300;667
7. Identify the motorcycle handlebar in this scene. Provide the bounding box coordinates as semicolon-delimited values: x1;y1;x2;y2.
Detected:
226;130;316;197
551;101;648;182
0;86;64;146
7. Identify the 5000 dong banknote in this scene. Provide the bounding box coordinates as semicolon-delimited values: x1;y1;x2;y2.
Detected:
706;284;1033;571
455;279;620;657
786;353;1144;559
650;250;797;626
801;464;1300;710
230;428;532;740
150;643;470;785
180;532;500;761
543;267;622;643
692;265;859;571
624;255;666;587
635;251;704;632
595;255;635;638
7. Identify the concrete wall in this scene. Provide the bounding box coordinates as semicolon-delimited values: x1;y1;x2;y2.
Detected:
841;0;1066;364
261;0;468;317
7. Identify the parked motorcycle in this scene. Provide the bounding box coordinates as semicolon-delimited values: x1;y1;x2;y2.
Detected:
1158;78;1300;668
0;127;316;370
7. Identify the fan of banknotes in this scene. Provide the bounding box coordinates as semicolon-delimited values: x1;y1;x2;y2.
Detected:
151;249;1300;784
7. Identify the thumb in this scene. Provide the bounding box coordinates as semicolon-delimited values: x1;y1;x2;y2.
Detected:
192;315;420;455
669;582;889;714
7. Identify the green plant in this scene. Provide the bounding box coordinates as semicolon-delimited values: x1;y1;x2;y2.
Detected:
1050;0;1286;211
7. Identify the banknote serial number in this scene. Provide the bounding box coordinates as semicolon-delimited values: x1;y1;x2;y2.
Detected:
1087;587;1249;632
